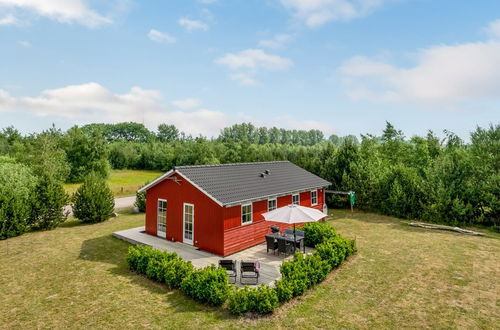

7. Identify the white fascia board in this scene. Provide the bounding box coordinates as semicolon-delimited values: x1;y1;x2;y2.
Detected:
137;170;174;193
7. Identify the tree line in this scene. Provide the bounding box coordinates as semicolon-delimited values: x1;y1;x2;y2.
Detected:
0;121;498;238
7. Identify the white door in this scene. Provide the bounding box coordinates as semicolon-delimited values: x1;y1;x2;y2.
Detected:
183;203;194;245
157;199;167;237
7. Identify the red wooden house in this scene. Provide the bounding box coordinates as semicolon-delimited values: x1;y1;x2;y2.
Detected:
138;161;331;256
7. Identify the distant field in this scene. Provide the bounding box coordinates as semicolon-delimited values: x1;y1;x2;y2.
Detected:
64;169;163;197
0;209;498;329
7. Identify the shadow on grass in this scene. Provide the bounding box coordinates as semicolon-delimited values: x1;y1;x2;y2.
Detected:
78;234;237;320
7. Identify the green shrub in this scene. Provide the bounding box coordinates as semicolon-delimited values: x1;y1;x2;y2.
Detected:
274;279;294;303
29;176;69;230
303;222;339;247
315;236;356;268
135;190;146;212
0;163;37;239
73;172;114;223
127;245;159;274
280;253;331;297
227;286;254;315
163;257;194;289
180;265;229;306
253;285;279;314
227;285;279;315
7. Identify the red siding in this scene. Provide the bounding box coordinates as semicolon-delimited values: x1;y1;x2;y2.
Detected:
145;173;224;255
145;174;325;256
221;189;324;256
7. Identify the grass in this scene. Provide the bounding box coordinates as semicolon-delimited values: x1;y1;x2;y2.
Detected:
0;210;498;329
63;169;163;197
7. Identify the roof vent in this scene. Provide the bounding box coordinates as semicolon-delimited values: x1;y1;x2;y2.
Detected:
264;169;270;175
260;173;266;178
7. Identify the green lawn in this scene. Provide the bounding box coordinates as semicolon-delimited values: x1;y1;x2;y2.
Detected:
64;169;163;197
1;210;498;329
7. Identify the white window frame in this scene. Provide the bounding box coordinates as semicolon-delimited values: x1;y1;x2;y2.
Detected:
157;199;167;236
241;203;253;225
183;203;194;245
292;193;300;205
311;190;318;206
268;198;277;212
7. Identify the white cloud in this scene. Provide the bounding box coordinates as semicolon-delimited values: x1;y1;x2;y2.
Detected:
148;29;176;43
0;0;111;27
216;49;293;71
0;82;233;137
0;13;19;25
258;34;292;49
281;0;387;27
230;73;257;86
178;17;208;31
339;40;500;106
484;19;500;39
172;98;201;109
17;40;30;47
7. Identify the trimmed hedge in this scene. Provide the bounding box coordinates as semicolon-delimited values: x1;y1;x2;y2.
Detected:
303;222;339;247
180;265;230;306
126;222;356;317
314;236;356;268
227;285;279;315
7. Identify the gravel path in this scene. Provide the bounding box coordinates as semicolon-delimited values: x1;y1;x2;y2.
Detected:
64;196;136;216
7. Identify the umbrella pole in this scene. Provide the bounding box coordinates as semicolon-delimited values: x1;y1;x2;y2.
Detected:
293;224;296;251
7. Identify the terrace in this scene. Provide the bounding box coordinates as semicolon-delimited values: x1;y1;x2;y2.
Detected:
113;226;314;286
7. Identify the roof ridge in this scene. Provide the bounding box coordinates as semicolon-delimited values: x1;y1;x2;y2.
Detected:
174;160;290;170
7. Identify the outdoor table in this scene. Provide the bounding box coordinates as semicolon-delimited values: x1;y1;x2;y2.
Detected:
272;233;305;253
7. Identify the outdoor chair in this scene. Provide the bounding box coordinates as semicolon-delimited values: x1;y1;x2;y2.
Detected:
277;237;294;256
240;260;260;285
218;259;237;284
265;235;278;254
296;230;305;239
284;228;294;237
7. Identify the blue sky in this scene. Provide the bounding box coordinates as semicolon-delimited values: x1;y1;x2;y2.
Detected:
0;0;499;139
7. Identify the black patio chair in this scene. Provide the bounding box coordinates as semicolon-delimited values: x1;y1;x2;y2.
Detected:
265;235;278;254
296;229;305;238
240;260;260;285
218;259;237;284
284;228;294;237
277;237;294;256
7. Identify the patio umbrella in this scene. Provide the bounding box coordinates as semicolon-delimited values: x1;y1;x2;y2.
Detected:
262;204;327;244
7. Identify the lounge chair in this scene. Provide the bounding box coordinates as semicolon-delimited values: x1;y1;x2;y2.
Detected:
265;235;278;254
218;259;237;284
240;260;260;285
277;237;294;256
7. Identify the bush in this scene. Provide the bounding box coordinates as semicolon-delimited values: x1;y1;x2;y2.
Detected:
163;257;194;289
73;172;115;223
274;279;294;303
227;285;279;315
127;245;159;274
135;190;146;212
315;236;356;268
0;163;37;239
29;176;69;230
280;253;331;297
303;222;339;247
180;265;229;306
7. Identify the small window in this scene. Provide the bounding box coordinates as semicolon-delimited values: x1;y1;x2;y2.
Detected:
268;198;277;211
292;194;300;205
311;190;318;206
241;203;253;225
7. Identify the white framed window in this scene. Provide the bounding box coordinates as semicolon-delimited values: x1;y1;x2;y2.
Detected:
311;190;318;206
157;199;167;235
268;198;277;211
292;194;300;205
241;203;253;225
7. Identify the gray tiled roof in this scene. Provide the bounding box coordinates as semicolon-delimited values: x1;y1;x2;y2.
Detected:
174;161;331;205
